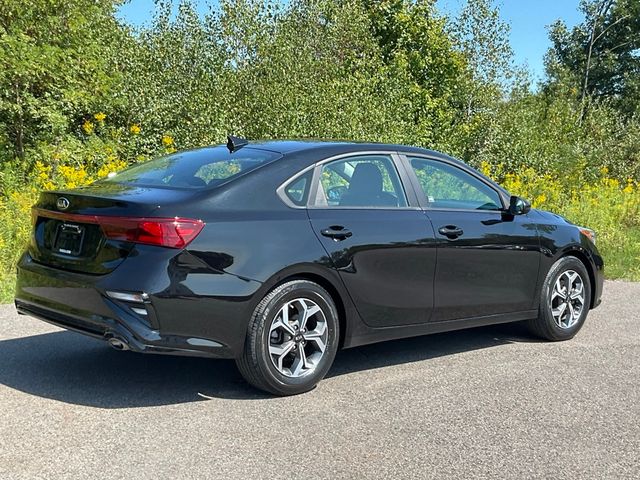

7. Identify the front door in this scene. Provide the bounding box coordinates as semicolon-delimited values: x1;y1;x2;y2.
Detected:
307;153;437;328
404;155;541;322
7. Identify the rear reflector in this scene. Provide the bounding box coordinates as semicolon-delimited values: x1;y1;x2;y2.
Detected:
106;291;149;303
33;209;205;249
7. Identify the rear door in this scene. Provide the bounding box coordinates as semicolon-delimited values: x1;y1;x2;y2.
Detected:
401;154;541;322
306;152;437;327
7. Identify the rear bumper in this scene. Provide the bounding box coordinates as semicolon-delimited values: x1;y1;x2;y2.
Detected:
14;299;232;358
14;250;262;359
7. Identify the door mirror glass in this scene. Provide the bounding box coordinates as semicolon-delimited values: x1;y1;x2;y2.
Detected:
509;195;531;215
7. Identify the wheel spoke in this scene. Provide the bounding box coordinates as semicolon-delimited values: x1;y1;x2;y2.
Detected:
569;282;584;301
291;347;308;376
270;307;295;336
566;271;579;285
269;341;295;371
567;302;575;323
305;335;326;354
552;303;567;323
299;303;321;330
570;292;585;304
552;278;567;301
303;320;326;338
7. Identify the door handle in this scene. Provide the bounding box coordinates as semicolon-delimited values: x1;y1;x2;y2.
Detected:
438;225;464;239
321;226;353;241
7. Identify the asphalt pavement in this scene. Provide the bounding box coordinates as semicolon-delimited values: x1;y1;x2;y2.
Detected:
0;280;638;479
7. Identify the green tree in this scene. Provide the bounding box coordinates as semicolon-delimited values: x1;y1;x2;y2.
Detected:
444;0;513;164
546;0;640;117
362;0;465;146
0;0;123;163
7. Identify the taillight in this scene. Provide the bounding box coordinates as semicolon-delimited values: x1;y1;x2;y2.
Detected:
31;208;205;249
100;217;205;249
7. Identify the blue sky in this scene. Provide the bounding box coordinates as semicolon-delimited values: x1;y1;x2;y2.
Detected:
116;0;583;81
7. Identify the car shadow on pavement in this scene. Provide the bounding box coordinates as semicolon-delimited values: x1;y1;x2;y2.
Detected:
0;322;539;407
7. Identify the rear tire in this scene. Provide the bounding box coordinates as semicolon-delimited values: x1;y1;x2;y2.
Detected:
236;280;339;396
528;256;591;341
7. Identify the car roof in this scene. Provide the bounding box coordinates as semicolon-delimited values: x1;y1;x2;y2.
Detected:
241;140;509;199
243;139;452;160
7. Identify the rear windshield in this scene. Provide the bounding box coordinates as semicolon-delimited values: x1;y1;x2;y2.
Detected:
101;146;281;189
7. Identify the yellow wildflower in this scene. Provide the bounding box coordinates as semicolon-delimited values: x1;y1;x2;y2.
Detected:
623;182;634;194
94;112;106;122
82;120;94;134
162;135;174;147
34;161;55;190
534;194;547;206
130;124;141;135
58;165;89;189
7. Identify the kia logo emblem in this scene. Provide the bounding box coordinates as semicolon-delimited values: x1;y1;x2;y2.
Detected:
56;197;70;210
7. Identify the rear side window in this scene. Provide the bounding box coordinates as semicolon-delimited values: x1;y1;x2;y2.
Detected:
102;146;281;189
314;155;407;208
283;170;313;206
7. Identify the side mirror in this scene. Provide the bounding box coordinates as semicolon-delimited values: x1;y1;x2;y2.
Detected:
508;195;531;215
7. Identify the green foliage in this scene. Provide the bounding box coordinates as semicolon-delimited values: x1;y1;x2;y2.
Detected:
0;0;122;165
546;0;640;116
0;0;639;302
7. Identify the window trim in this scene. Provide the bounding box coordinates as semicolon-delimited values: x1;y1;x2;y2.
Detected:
397;153;509;213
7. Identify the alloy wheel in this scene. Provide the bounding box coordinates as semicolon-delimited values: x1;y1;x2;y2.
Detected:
268;298;328;378
550;269;585;329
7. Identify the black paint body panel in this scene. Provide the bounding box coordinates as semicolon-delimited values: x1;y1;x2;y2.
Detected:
15;141;604;358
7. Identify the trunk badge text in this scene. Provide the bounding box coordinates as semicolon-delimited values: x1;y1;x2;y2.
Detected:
56;197;70;210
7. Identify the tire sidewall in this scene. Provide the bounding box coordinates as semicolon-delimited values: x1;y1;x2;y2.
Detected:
254;281;339;394
542;257;591;339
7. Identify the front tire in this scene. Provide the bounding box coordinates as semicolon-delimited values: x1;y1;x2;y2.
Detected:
236;280;340;396
528;256;591;341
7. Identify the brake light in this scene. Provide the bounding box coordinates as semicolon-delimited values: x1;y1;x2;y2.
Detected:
100;217;205;248
31;208;204;249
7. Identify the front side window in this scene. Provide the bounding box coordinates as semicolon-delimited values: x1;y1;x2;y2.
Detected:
409;158;502;211
102;146;281;189
314;155;407;208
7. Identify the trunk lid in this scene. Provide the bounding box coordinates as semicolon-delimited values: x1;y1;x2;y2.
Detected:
30;183;197;274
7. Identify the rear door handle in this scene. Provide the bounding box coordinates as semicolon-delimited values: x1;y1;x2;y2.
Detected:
438;225;464;239
321;226;353;241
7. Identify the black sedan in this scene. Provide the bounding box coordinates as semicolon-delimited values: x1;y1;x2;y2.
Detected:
15;138;604;395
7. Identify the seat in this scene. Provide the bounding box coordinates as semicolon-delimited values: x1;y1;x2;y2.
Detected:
339;163;398;207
